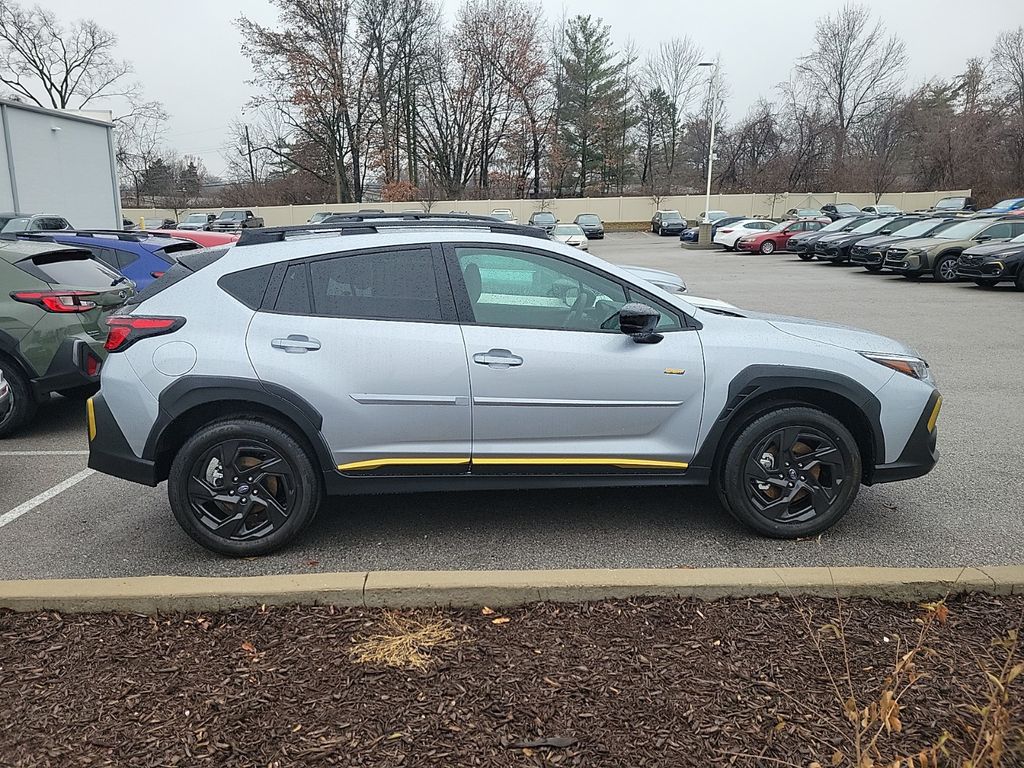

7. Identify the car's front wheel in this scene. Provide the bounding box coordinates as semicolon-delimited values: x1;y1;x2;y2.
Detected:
168;418;321;556
797;252;814;261
933;254;959;282
865;265;883;273
759;240;775;254
717;407;862;538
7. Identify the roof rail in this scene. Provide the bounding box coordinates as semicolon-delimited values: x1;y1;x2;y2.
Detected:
3;229;179;242
235;212;551;246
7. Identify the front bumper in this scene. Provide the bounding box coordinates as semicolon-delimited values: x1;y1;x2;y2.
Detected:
869;390;941;484
31;338;105;400
87;392;159;486
581;229;604;239
956;258;1009;279
850;249;884;266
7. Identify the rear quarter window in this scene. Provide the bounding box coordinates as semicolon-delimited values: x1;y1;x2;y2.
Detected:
219;264;274;309
126;246;232;306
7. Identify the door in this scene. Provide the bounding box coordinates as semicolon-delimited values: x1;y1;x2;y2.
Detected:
245;246;472;473
446;244;705;473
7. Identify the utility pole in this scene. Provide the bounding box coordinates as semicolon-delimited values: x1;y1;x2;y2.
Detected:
244;125;256;186
696;60;718;245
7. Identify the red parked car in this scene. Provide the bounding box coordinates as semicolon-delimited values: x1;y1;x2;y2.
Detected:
735;218;830;254
153;229;239;248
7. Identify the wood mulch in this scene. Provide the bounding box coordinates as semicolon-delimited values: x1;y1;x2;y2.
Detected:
1;594;1022;766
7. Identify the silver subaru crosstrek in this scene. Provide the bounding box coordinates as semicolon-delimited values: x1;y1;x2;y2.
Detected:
88;214;941;556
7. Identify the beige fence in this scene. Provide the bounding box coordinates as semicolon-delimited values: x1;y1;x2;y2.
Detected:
124;190;972;228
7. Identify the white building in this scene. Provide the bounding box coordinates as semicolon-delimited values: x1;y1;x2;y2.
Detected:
0;98;121;228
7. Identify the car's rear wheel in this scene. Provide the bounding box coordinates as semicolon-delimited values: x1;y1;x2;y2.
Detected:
865;265;883;272
760;240;775;254
797;252;815;261
168;418;321;556
0;359;37;439
933;254;959;282
717;407;861;538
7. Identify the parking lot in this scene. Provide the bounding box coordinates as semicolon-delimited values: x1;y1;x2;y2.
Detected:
0;232;1021;580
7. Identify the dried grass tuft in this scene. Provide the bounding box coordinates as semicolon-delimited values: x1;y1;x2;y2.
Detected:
350;611;456;670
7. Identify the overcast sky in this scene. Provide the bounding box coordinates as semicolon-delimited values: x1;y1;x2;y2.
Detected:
35;0;1024;176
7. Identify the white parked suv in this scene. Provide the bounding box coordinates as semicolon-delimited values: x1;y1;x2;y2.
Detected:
88;213;941;556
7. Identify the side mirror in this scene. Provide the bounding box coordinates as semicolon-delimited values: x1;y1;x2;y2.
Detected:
619;302;662;344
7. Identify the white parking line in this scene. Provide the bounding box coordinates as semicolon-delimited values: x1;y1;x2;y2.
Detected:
0;469;95;529
0;450;89;456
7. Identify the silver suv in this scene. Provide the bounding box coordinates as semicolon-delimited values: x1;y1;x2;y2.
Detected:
88;214;942;556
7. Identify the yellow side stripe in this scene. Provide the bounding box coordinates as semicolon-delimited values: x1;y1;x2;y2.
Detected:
86;398;96;442
927;396;943;433
338;457;688;471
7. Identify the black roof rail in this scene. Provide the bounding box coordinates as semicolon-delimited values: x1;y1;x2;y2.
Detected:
3;228;179;242
235;212;551;246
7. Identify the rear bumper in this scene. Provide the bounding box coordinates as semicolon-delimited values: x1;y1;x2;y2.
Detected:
868;390;941;485
87;392;159;486
31;338;104;400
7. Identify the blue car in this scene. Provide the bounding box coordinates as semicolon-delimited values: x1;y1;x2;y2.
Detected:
16;230;200;290
976;197;1024;215
680;216;747;242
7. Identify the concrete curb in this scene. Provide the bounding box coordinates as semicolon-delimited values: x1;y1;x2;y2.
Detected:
0;567;1021;614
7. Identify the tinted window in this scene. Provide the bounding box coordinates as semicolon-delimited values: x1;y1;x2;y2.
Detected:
576;214;601;225
979;223;1012;240
88;247;119;270
309;249;440;321
275;263;311;314
532;212;555;223
220;264;274;309
455;246;628;332
115;249;138;270
15;251;121;288
805;221;823;231
1012;222;1024;237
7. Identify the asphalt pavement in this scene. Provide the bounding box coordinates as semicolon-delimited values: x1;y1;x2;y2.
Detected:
1;232;1020;579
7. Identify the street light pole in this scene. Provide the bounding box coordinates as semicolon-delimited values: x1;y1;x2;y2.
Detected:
699;61;718;224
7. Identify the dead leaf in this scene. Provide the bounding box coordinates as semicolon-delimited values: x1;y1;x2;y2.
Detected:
481;606;495;616
491;617;511;625
241;641;257;655
832;750;844;766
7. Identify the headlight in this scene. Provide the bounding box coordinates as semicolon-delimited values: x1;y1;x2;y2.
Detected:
860;352;932;381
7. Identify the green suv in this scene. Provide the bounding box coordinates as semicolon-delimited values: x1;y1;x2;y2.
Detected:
0;239;133;437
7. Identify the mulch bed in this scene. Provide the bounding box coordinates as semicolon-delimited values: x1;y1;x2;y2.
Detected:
2;594;1022;767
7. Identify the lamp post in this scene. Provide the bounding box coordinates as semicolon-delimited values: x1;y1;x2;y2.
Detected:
698;61;718;232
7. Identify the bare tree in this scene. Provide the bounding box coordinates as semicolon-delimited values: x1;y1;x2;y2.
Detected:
115;101;168;206
851;96;911;200
795;3;906;177
0;2;137;109
642;37;703;192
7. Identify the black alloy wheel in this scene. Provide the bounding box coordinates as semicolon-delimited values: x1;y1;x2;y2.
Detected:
169;419;321;555
718;406;861;538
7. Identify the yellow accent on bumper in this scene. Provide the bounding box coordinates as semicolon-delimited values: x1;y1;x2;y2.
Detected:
927;396;942;433
86;397;96;441
338;457;470;471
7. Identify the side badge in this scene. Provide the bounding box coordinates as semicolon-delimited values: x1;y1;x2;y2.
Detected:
663;368;685;375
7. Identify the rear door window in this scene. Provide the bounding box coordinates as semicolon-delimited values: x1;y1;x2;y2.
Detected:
274;263;311;314
308;249;441;321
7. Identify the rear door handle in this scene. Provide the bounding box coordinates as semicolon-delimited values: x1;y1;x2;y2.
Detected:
473;348;523;368
271;334;321;353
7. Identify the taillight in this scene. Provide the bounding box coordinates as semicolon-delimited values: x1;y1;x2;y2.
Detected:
11;290;98;313
151;271;165;279
720;229;733;234
104;316;185;352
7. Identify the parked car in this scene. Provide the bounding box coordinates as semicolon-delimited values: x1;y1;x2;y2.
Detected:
122;217;136;230
735;218;828;254
87;214;941;555
551;223;589;251
0;240;132;437
713;218;774;249
883;216;1024;281
783;208;823;220
697;210;730;224
651;210;685;236
19;230;202;291
177;213;217;231
925;196;974;213
956;232;1024;289
209;210;264;232
574;213;605;239
850;217;958;272
306;212;343;224
490;209;518;225
143;218;177;230
0;213;72;233
787;216;876;260
680;215;747;243
152;229;240;249
861;204;903;216
976;197;1024;216
528;211;558;233
813;216;919;264
820;203;863;221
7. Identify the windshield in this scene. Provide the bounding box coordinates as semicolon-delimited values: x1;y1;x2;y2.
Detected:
820;218;853;232
576;214;600;225
934;219;993;239
851;217;894;234
220;211;245;221
532;212;555;223
768;222;789;232
308;212;332;223
991;199;1021;209
554;224;584;236
184;214;207;223
835;204;860;213
934;197;965;210
897;219;944;238
0;217;30;232
660;211;682;221
491;211;513;221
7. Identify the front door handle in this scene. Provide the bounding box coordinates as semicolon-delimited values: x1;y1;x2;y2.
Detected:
271;334;321;353
473;348;523;368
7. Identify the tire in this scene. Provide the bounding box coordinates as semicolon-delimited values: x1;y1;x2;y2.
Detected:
759;240;776;254
865;265;882;273
168;417;322;556
797;252;815;261
974;279;998;288
1015;269;1024;291
716;406;862;539
0;359;37;439
933;254;959;282
58;384;100;400
903;273;921;281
